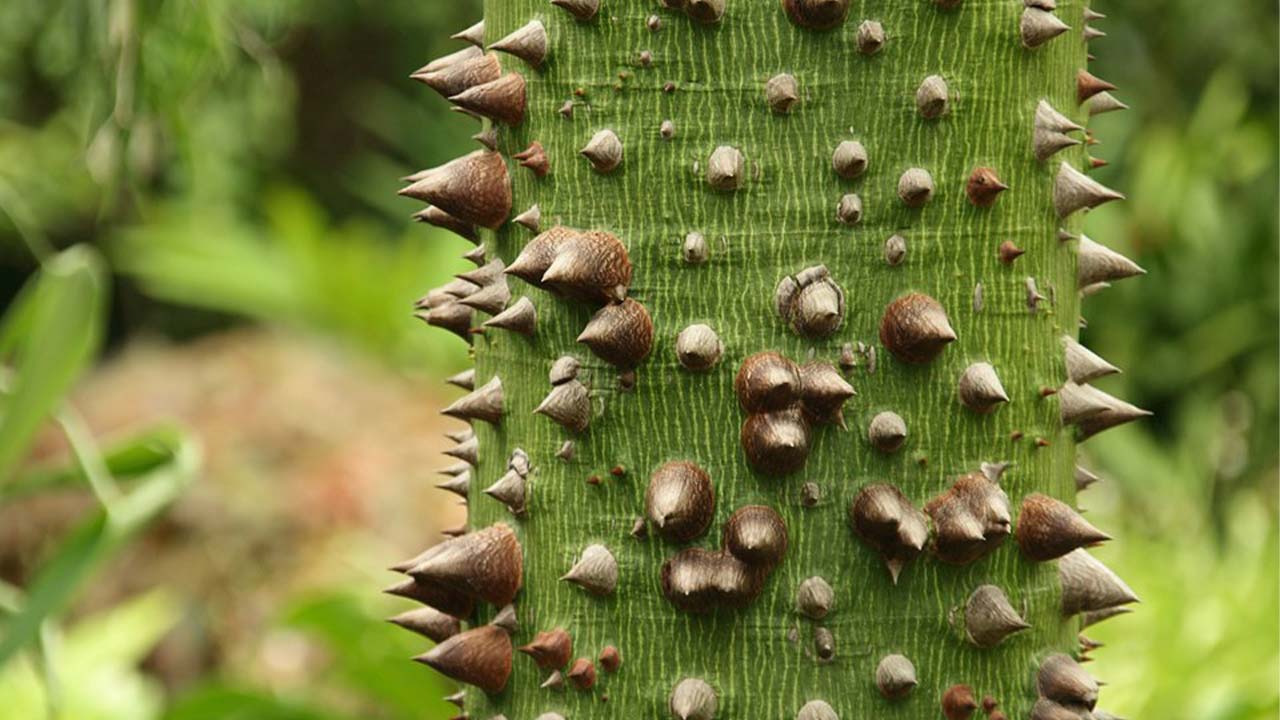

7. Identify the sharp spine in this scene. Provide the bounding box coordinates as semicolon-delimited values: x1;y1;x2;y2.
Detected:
534;379;591;432
445;368;476;390
414;625;512;694
388;606;461;643
1077;69;1117;104
449;72;526;126
484;296;537;335
519;628;572;669
514;143;550;177
580;129;623;173
459;277;511;315
875;653;918;699
1078;235;1145;287
1063;335;1120;383
1054;162;1124;217
483;469;527;515
670;678;718;720
849;484;929;583
577;299;654;370
832;140;869;178
489;20;548;68
443;437;479;467
405;523;523;606
560;544;618;595
1015;493;1110;561
442;376;504;424
1060;547;1140;615
958;362;1010;413
964;584;1030;648
412;206;478;243
451;20;485;47
398;151;512;229
707;145;746;191
551;0;600;20
412;49;500;99
1020;8;1070;48
916;75;949;119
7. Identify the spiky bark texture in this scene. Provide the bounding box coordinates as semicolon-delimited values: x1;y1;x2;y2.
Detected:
397;1;1138;718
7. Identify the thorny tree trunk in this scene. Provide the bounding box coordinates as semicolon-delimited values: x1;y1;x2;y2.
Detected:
393;1;1145;719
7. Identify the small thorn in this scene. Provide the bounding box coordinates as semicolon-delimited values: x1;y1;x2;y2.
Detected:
1085;92;1126;117
942;684;979;720
1020;8;1070;49
552;0;600;20
1060;548;1139;615
411;48;499;99
1016;493;1110;561
388;607;461;643
436;472;471;498
1077;69;1117;104
998;240;1025;264
957;362;1009;413
491;603;519;634
412;206;478;244
706;145;746;191
875;653;918;699
483;469;527;516
1054;162;1124;217
915;75;949;119
512;203;542;231
399;151;511;229
560;544;618;595
441;376;504;425
765;73;800;114
1037;654;1099;710
514;143;550;177
566;657;597;689
449;73;526;126
445;368;476;390
580;129;623;173
413;625;512;694
489;20;548;68
964;584;1030;647
832;140;869;179
897;168;935;207
519;628;572;669
966;167;1008;207
534;379;591;432
451;20;485;47
458;278;511;316
669;678;718;720
1078;235;1145;287
880;292;954;364
856;20;886;55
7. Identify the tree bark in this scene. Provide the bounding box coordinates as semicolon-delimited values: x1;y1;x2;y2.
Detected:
404;1;1138;718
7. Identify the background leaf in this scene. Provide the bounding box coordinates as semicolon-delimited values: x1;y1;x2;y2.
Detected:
0;245;106;482
0;431;199;668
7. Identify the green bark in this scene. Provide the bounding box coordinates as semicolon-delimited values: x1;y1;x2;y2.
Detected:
448;0;1099;717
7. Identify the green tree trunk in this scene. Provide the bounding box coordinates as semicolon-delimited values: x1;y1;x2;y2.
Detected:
397;1;1141;718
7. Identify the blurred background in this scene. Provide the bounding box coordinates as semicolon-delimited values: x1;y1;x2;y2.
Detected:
0;1;1274;719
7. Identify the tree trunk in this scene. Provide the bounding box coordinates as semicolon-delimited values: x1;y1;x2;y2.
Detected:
397;1;1142;718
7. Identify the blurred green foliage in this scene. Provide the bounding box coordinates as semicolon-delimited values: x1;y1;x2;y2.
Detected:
0;0;1275;719
0;244;200;717
0;590;182;720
